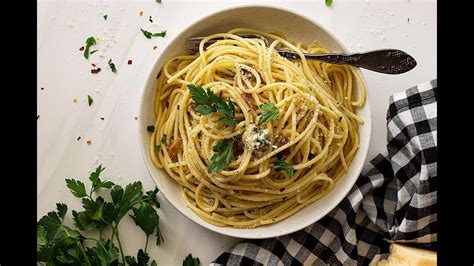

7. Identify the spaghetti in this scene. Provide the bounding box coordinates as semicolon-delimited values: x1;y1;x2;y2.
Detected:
149;28;366;228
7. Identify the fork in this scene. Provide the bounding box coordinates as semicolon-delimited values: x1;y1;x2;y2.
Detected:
186;33;417;75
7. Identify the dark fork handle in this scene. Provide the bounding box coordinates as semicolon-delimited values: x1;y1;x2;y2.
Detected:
278;49;417;75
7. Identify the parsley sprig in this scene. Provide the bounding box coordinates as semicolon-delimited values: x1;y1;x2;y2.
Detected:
188;84;236;126
208;139;234;173
274;160;294;176
38;165;163;265
259;102;280;123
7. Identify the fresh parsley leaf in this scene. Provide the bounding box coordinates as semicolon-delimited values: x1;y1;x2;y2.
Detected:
88;239;119;265
72;210;98;231
183;253;201;266
108;58;117;73
84;36;97;59
37;226;48;250
88;95;93;106
38;203;68;240
259;102;279;123
130;202;159;235
156;226;164;245
65;179;88;198
147;125;155;132
82;197;107;224
89;164;114;193
114;181;143;221
187;84;236;126
208;139;234;173
141;28;166;39
161;135;167;144
142;188;160;209
274;160;294;176
103;15;108;20
125;249;151;266
325;0;333;7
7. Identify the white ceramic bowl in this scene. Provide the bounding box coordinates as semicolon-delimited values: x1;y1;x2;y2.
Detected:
139;5;372;239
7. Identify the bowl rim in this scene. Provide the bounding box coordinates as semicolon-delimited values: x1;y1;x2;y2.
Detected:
138;3;372;239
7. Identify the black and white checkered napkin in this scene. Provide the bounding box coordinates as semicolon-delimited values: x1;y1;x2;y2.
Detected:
212;79;438;265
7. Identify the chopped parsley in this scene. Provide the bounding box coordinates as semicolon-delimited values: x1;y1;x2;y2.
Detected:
154;145;161;153
103;15;108;20
140;29;166;39
149;16;153;23
161;135;167;144
87;95;93;106
90;49;98;55
188;84;236;126
147;125;155;132
83;36;96;59
208;139;234;173
274;160;294;176
108;59;117;73
259;102;280;123
156;0;162;3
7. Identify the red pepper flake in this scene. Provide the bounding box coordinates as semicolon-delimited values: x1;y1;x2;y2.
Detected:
153;46;158;50
91;63;96;67
128;60;133;65
86;140;92;145
79;46;84;51
139;11;144;16
77;136;82;141
100;117;105;120
91;68;102;74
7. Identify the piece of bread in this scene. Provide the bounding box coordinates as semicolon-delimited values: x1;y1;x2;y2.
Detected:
377;243;437;266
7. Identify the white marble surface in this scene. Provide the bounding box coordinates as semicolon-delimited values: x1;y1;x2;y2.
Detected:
37;0;436;265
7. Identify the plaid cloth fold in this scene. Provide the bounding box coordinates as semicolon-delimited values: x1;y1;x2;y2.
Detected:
212;79;438;265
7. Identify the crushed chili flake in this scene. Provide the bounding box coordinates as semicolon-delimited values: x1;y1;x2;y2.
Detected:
127;60;133;65
91;68;102;74
86;140;92;145
91;63;96;67
77;136;82;141
153;46;158;50
100;117;105;120
79;46;85;51
139;11;144;16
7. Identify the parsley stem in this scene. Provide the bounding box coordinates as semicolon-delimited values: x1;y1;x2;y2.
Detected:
78;242;92;266
145;235;149;252
113;225;126;263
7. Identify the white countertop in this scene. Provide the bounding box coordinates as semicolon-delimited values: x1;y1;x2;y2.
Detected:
37;0;436;265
